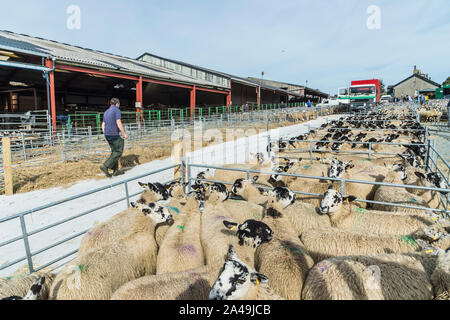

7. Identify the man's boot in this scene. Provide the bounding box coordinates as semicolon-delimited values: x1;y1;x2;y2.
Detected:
100;165;112;178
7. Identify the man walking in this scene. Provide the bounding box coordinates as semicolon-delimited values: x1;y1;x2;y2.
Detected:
100;98;129;178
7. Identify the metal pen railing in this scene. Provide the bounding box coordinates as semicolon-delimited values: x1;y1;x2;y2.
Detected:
0;164;180;275
186;163;450;217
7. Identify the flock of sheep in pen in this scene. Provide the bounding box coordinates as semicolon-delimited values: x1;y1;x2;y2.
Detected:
1;105;449;301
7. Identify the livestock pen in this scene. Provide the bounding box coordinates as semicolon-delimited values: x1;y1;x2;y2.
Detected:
0;104;341;194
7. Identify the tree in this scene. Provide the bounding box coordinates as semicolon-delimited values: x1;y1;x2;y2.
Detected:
443;77;450;86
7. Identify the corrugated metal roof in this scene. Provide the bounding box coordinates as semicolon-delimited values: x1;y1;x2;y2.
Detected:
0;30;301;97
0;30;228;89
137;52;299;97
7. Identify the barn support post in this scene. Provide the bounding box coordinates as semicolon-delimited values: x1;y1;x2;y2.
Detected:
45;59;57;135
136;76;143;123
190;86;196;119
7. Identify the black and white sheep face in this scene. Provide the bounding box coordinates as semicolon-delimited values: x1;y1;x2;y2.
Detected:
268;187;296;208
328;159;354;179
223;220;274;248
415;172;449;194
165;181;186;198
393;164;408;181
319;189;356;215
195;169;212;185
231;178;258;197
3;277;46;300
268;165;290;185
138;182;170;201
131;202;174;224
208;183;229;202
209;246;269;300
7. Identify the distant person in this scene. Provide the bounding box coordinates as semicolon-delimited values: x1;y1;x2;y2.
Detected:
244;103;249;112
307;100;312;108
100;98;129;178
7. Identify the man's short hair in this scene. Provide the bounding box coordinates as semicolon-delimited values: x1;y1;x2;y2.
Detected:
110;98;120;106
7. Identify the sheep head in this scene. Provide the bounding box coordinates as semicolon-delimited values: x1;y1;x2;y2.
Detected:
138;182;170;201
209;245;269;300
223;219;274;248
319;187;357;215
231;178;258;198
268;187;296;209
328;159;354;179
130;202;174;224
207;182;229;202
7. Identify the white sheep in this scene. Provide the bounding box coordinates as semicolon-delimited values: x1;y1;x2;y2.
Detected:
156;194;204;275
110;218;273;300
255;191;315;300
209;245;284;300
301;253;433;300
319;188;442;236
373;170;439;215
49;203;173;300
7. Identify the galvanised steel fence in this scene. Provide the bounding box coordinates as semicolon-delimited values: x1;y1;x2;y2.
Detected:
0;164;180;276
0;104;339;193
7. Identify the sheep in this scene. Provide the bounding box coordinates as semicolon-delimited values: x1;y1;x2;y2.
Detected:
209;245;284;300
254;191;315;300
318;158;390;208
393;163;445;208
205;181;265;222
49;203;173;300
212;154;275;188
78;202;176;256
110;219;273;300
231;177;270;206
301;253;434;300
299;227;423;263
272;162;329;188
0;269;54;300
1;277;47;300
156;193;205;275
431;249;450;300
373;170;438;215
138;181;170;203
319;188;441;236
200;191;273;269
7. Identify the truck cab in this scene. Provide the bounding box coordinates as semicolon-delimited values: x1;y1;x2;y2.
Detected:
349;84;377;112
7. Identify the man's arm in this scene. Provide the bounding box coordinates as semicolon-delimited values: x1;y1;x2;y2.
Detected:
116;119;129;139
102;122;105;134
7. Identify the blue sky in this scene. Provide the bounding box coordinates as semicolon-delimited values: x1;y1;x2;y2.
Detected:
1;0;449;94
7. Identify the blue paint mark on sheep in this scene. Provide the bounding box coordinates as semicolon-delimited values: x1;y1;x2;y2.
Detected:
167;206;180;215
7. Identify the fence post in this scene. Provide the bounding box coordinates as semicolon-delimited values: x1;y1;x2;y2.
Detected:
2;137;13;196
61;132;66;161
425;139;431;171
341;179;346;197
185;157;191;194
124;182;130;208
19;214;34;274
88;126;92;154
310;141;313;165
